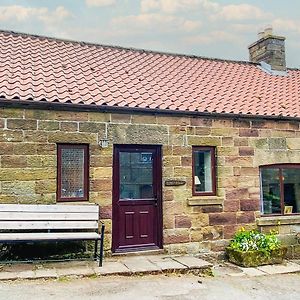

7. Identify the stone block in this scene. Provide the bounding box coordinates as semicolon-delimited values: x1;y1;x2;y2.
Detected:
1;155;27;168
93;167;112;178
194;127;211;135
174;166;191;177
286;138;300;150
35;180;57;193
0;130;23;142
79;122;105;133
90;178;112;192
211;128;238;136
0;108;24;118
268;138;287;149
53;111;89;121
202;226;223;240
223;200;240;212
191;214;209;227
60;121;78;132
0;168;55;181
111;113;132;123
169;125;187;134
164;202;184;215
239;147;254;156
0;142;13;155
172;146;191;156
163;156;181;167
164;229;190;244
223;225;239;239
201;205;223;213
240;199;260;211
181;156;192;166
1;181;35;195
108;123;168;144
239;129;258;137
175;215;192;228
187;136;221;146
234;137;249;146
225;156;253;167
212;119;233;128
157;116;190;126
163;189;174;201
233;120;251;128
163;214;175;229
236;211;255;223
218;146;239;156
24;131;48;142
209;212;237;225
191;117;212;127
88;112;111;122
37;144;56;154
7;119;37;130
48;132;97;144
131;114;157;124
222;137;234;146
38;120;60;131
13;143;37;155
225;188;249;200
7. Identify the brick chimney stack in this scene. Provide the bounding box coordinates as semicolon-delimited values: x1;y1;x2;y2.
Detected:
248;27;286;71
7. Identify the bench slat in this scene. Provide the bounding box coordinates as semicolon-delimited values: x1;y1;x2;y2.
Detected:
0;221;98;230
0;212;98;221
0;232;101;241
0;204;99;213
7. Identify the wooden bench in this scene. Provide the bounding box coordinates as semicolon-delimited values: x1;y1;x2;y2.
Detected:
0;204;105;266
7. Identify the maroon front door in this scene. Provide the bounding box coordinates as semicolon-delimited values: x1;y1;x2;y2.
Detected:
112;145;162;253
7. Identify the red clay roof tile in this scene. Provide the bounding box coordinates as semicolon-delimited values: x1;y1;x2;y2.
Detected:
0;30;300;118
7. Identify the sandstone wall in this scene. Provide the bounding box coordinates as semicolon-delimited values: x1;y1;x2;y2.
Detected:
0;107;300;256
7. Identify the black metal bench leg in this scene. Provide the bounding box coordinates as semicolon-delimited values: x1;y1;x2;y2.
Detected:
94;239;98;261
99;223;105;267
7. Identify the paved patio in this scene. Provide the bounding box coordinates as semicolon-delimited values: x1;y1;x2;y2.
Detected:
0;255;299;281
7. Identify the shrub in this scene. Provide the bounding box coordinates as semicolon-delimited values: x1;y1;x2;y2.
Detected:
228;228;281;255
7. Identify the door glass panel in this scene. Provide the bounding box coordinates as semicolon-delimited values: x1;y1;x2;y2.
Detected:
261;168;281;214
282;168;300;214
119;152;153;199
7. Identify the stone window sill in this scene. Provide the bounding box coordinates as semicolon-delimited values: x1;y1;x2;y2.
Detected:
187;196;223;206
257;215;300;226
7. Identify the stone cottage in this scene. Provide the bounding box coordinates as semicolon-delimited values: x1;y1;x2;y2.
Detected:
0;29;299;258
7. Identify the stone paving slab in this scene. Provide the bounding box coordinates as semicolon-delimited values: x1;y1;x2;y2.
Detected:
239;267;266;277
96;261;130;275
121;257;162;273
173;256;212;269
56;266;95;277
257;262;300;275
147;256;187;271
34;268;58;279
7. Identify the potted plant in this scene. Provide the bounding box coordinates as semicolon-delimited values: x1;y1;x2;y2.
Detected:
226;228;287;267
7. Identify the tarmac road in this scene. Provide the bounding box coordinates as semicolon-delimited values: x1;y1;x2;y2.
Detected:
0;273;299;300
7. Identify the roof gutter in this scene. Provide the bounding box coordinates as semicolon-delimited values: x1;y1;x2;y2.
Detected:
0;99;299;122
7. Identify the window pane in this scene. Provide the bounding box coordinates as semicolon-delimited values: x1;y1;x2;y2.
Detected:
119;152;153;199
61;148;85;198
283;168;300;214
194;150;212;193
261;168;281;214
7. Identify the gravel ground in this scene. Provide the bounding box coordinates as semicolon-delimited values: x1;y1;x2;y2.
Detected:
0;272;299;300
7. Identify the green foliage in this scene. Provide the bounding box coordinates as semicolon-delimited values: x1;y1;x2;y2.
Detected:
228;228;281;255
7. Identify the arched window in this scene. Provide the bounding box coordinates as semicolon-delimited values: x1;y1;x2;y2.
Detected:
260;164;300;215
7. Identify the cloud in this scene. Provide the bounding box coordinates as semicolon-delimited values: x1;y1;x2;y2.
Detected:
85;0;115;7
184;31;239;45
0;5;71;23
141;0;219;14
112;13;201;34
272;18;300;34
213;4;272;21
